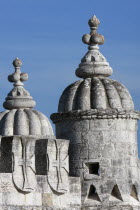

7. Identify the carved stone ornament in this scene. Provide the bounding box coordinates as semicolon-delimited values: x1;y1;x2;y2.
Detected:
75;16;113;78
47;139;69;194
12;136;36;193
3;57;36;110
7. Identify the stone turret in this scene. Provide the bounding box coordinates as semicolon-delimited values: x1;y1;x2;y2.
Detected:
0;58;81;209
1;57;54;137
51;16;140;209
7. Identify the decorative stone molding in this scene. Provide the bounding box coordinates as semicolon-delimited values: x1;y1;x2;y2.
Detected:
12;136;36;193
76;15;113;78
51;109;140;123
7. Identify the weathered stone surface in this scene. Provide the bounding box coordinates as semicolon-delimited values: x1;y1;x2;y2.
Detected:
12;136;36;193
0;58;54;138
54;103;140;208
47;138;69;194
0;135;81;209
57;78;134;113
0;109;54;137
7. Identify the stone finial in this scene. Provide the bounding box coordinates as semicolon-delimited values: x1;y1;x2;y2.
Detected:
75;15;113;79
8;58;28;87
12;57;22;67
3;58;36;110
82;15;104;46
88;15;100;28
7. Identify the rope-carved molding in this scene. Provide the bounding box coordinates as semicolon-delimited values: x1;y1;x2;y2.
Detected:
51;109;140;123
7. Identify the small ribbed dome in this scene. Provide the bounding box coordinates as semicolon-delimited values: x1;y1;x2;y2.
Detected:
58;78;134;112
0;109;54;137
0;58;54;137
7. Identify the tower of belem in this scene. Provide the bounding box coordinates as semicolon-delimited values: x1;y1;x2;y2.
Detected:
0;15;140;210
51;16;140;209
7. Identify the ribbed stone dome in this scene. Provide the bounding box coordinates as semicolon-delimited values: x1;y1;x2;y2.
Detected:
0;58;54;137
0;109;54;137
58;77;134;112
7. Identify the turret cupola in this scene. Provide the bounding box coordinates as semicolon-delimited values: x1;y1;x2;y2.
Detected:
0;58;54;137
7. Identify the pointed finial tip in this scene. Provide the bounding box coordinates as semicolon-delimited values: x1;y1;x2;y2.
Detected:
13;57;22;68
88;15;100;28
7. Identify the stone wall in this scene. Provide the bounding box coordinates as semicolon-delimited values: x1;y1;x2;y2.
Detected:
81;205;140;210
0;136;81;209
56;118;140;207
0;174;81;209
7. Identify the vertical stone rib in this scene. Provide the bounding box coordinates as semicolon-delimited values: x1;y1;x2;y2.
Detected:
102;79;122;109
74;79;91;110
0;111;9;121
58;80;82;112
91;77;107;109
1;109;16;136
33;110;54;136
0;111;9;135
24;109;41;136
113;81;134;110
14;109;29;135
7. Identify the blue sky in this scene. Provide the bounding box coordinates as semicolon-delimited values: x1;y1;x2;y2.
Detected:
0;0;140;153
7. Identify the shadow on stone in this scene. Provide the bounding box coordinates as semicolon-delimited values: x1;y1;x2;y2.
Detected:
131;185;139;201
110;184;123;201
88;185;101;202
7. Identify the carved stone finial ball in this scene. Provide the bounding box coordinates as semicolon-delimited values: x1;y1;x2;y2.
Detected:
13;57;22;68
88;15;100;28
8;73;20;83
20;73;28;81
82;34;91;44
91;33;104;45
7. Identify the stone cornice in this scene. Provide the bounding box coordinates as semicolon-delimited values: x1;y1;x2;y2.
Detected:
51;109;140;123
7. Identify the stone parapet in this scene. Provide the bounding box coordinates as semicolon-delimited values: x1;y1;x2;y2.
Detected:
0;136;81;209
0;174;81;208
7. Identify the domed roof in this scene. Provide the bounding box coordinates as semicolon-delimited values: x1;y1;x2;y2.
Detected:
0;58;54;137
0;109;54;137
56;16;134;114
58;78;134;112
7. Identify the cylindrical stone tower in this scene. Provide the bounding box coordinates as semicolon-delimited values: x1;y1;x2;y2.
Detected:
51;16;140;209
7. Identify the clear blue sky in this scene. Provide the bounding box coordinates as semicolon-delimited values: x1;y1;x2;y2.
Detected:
0;0;140;154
